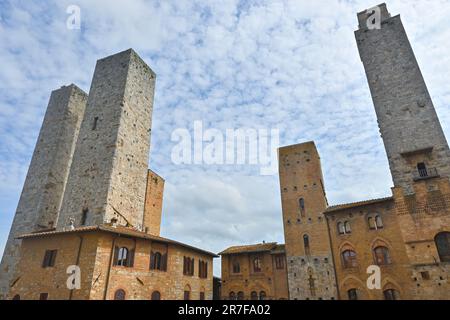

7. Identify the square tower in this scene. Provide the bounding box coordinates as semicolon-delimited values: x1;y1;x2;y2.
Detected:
355;3;450;194
57;49;156;230
279;142;337;300
0;85;87;298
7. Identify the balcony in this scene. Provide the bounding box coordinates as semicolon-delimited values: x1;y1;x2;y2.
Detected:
413;167;439;181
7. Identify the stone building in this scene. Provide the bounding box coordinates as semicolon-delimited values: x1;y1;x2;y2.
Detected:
0;49;216;300
0;84;88;298
219;243;288;300
219;3;449;301
276;4;450;300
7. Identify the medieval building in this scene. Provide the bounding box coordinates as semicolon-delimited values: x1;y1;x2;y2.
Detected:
0;49;216;300
220;3;450;300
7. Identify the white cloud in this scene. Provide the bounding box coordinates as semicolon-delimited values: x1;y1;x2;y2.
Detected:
1;0;450;276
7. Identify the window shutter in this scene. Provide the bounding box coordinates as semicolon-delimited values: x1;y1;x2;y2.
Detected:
191;258;194;276
183;257;186;275
205;262;208;278
162;253;168;271
42;250;50;268
128;249;135;267
49;250;57;267
150;251;155;270
113;246;119;266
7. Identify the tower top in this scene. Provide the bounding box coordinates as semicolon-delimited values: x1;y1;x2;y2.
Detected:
357;3;391;30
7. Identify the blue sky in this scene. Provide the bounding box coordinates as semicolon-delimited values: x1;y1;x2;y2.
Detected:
1;0;450;276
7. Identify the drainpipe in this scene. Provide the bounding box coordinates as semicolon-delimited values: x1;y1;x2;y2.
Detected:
325;216;341;300
69;235;84;300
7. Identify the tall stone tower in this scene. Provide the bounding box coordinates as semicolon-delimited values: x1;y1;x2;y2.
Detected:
57;49;156;230
279;142;337;300
0;85;87;298
356;4;450;299
355;3;450;194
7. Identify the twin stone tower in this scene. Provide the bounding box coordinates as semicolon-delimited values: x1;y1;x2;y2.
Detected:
0;49;156;297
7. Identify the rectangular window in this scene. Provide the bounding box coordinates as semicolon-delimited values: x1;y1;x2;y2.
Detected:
39;293;49;300
42;250;57;268
275;255;285;269
92;117;99;130
200;292;205;300
183;257;194;276
198;260;208;279
81;209;88;225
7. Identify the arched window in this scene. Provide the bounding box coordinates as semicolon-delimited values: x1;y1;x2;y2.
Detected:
232;261;240;273
304;235;310;255
383;289;400;300
375;216;383;229
337;222;345;235
347;289;358;300
12;294;20;300
259;291;266;300
237;291;244;300
116;247;128;266
151;291;161;300
200;287;205;300
342;250;358;268
435;232;450;262
229;292;236;300
250;291;258;300
114;289;126;300
253;257;262;272
374;246;391;265
184;285;191;300
344;221;351;234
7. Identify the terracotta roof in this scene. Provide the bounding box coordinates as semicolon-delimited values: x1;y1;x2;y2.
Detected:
325;197;393;213
219;242;285;255
17;225;218;257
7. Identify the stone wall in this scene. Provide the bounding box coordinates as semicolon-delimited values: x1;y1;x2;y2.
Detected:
0;85;87;299
355;5;450;194
57;49;156;230
143;170;165;236
9;231;214;300
220;251;288;300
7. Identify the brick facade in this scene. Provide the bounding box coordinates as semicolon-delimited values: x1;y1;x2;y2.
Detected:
219;243;288;300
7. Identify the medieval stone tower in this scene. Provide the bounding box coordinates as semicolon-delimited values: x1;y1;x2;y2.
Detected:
356;3;450;299
279;142;337;300
0;85;88;298
57;49;156;230
355;3;450;195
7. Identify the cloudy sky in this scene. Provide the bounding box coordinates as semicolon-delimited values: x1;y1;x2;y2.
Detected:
1;0;450;276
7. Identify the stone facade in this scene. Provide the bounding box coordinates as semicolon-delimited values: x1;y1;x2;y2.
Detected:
143;170;164;236
0;85;87;299
278;142;337;300
1;49;217;300
355;3;450;195
220;3;450;301
9;226;215;300
57;49;156;230
219;243;288;300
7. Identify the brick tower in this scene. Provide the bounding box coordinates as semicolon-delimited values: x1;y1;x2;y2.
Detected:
0;85;87;298
279;142;337;300
356;4;450;299
355;3;450;195
57;49;156;230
